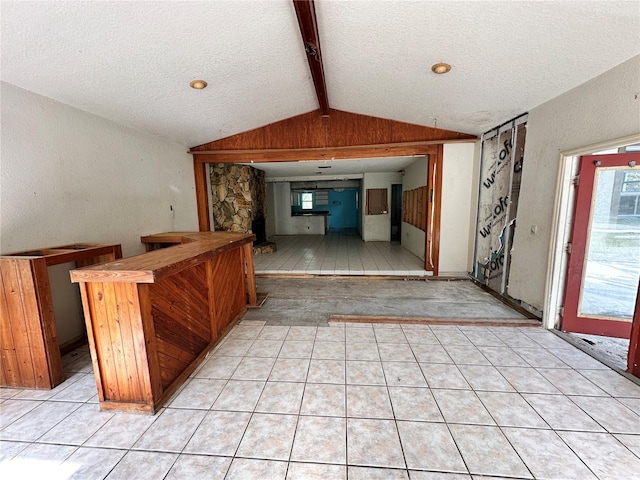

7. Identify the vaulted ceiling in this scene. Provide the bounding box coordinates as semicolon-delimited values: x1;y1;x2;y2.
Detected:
1;1;638;147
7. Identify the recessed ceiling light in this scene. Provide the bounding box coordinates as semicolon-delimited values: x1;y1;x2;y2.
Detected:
190;80;208;89
431;63;451;74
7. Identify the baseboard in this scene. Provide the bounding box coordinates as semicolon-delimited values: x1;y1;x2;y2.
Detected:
471;278;541;320
59;335;88;356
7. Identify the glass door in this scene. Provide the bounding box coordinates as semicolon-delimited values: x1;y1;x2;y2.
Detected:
562;153;640;338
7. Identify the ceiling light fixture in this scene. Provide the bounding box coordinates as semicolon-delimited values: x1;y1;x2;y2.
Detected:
431;63;451;74
190;80;208;89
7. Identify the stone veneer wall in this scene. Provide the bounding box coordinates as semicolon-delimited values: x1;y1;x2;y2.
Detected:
210;163;266;233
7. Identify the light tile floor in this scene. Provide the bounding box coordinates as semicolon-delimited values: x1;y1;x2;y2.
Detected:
255;234;428;276
1;323;640;479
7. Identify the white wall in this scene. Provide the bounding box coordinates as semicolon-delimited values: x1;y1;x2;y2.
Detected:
362;172;402;241
508;55;640;310
272;182;291;234
439;143;477;274
266;182;276;239
48;262;85;346
1;82;198;343
271;182;325;235
468;142;482;271
401;156;427;259
1;82;198;254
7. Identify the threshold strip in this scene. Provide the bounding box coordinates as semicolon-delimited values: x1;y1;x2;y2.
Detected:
328;314;541;327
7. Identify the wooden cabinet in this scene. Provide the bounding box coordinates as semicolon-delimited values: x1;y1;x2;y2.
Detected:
70;232;255;413
0;244;122;389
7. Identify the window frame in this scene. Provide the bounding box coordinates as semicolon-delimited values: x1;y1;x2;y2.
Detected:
300;192;314;210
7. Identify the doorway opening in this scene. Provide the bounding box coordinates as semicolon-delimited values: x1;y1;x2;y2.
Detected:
390;183;402;242
546;137;640;377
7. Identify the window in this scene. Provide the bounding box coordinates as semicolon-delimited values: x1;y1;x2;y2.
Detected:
619;171;640;216
366;188;388;215
300;192;313;210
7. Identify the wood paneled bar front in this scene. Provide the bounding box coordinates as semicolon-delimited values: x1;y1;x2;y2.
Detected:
70;232;255;414
139;231;258;307
0;243;122;389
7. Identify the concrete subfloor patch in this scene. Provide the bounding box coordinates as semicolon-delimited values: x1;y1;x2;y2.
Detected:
243;277;533;326
567;332;630;371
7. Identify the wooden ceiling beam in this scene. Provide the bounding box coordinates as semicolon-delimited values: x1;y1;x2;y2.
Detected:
293;0;330;116
190;142;456;164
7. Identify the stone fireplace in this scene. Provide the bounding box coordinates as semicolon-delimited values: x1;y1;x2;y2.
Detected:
210;163;274;253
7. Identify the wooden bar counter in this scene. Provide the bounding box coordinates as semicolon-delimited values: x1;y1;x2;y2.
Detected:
1;243;122;389
140;231;257;306
70;232;255;414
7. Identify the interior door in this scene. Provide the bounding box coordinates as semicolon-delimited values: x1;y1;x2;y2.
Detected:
562;152;640;338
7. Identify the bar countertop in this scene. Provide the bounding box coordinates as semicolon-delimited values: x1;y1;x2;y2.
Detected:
70;232;254;284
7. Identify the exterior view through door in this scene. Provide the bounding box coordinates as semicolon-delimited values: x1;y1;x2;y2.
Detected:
561;152;640;371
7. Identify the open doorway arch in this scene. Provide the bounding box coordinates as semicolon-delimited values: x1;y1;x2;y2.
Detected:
190;110;475;277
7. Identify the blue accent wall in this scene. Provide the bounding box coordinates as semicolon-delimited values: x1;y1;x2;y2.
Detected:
290;189;358;230
328;189;358;229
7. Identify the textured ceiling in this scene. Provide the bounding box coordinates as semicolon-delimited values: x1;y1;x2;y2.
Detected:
1;1;639;148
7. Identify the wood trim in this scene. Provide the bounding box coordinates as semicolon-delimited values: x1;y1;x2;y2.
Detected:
31;258;64;388
2;244;123;266
328;314;540;327
191;141;481;163
293;0;329;115
628;279;640;376
206;260;219;338
243;242;258;306
472;278;542;320
431;144;443;276
191;139;452;234
193;144;439;163
424;155;436;272
194;161;210;232
424;160;431;271
137;284;163;405
59;334;88;356
256;273;431;280
190;140;457;155
77;283;105;401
